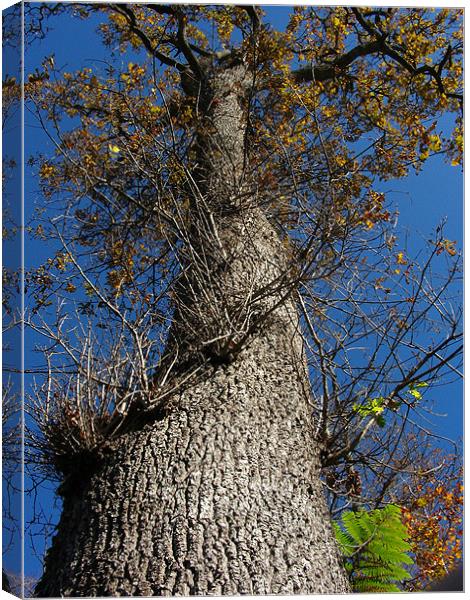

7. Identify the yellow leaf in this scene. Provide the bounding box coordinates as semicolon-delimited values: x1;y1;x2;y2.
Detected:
109;144;120;154
40;163;56;179
429;134;441;152
396;252;407;265
419;149;430;161
331;16;341;28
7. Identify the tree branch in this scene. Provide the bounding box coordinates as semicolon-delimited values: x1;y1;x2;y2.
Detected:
174;11;203;79
111;4;186;72
293;8;462;106
292;40;382;83
236;5;261;32
144;4;176;17
352;7;462;105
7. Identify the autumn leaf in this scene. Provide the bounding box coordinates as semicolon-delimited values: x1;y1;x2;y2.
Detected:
396;252;408;265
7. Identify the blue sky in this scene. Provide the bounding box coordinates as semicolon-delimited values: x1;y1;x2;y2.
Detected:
12;3;465;583
2;2;22;586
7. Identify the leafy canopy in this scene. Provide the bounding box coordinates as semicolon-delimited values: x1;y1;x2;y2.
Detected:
25;4;463;311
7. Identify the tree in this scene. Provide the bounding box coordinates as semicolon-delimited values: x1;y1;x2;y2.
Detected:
20;4;462;596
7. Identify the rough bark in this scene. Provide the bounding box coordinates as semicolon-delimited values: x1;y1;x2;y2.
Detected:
35;62;350;597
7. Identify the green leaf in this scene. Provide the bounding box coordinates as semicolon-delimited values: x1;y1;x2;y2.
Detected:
353;397;387;424
407;380;428;401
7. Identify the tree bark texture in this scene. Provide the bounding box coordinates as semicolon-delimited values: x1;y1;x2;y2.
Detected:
35;64;350;597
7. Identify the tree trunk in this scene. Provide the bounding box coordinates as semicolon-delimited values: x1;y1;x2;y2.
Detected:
35;63;350;597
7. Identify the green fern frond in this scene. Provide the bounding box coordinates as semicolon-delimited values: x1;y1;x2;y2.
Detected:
358;563;412;581
369;531;411;550
353;578;401;593
342;510;374;542
333;522;356;556
363;548;414;566
334;504;413;593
